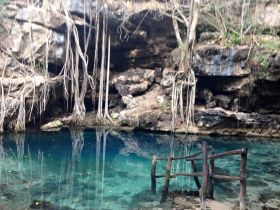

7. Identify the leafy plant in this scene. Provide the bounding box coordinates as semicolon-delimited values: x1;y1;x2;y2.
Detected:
252;36;280;70
253;52;270;69
225;31;242;45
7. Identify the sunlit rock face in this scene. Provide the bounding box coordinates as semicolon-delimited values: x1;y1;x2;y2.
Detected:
255;3;280;28
193;45;251;77
15;7;66;32
9;21;65;65
3;1;66;65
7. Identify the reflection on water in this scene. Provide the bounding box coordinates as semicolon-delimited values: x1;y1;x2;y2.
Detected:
0;130;279;209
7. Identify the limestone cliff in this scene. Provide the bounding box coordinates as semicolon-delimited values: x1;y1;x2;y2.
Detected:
0;0;280;137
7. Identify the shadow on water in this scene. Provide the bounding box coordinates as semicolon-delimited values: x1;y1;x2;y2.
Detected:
0;129;279;209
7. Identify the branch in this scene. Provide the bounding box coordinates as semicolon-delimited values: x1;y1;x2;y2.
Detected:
172;14;182;46
177;8;189;27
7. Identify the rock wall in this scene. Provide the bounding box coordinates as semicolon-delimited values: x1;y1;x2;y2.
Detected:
1;0;280;137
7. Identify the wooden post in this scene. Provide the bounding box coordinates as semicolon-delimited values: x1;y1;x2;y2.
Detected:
208;152;214;199
240;148;248;210
151;155;157;195
161;156;172;203
191;160;201;190
200;142;208;210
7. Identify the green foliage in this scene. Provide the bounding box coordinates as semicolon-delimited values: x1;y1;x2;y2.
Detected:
261;39;280;52
225;32;242;46
252;36;280;70
253;52;270;69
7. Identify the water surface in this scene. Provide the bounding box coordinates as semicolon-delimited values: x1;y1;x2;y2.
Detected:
0;129;279;209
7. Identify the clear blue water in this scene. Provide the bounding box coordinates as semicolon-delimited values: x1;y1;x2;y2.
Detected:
0;129;279;209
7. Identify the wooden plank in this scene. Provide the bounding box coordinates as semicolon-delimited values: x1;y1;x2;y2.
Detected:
155;174;166;178
208;152;214;199
210;174;242;181
240;148;248;210
157;150;204;161
190;148;247;161
208;149;245;159
171;172;202;178
191;160;201;190
156;157;168;161
160;156;172;203
151;155;157;195
172;151;202;160
200;142;208;210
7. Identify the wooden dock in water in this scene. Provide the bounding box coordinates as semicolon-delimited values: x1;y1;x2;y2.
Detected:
151;141;248;210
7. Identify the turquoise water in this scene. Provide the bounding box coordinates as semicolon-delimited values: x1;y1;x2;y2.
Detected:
0;129;279;209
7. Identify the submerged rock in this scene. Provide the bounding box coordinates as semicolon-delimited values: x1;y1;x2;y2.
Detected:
265;199;280;210
29;200;55;210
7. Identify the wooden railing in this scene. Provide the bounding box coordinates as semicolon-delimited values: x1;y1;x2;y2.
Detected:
151;141;248;210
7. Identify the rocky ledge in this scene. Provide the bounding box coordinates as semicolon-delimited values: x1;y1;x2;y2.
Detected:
79;43;280;138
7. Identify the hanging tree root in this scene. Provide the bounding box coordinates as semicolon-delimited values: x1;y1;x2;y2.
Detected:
0;46;63;132
170;0;200;132
171;70;196;131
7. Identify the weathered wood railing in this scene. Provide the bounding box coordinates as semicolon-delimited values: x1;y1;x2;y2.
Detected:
151;142;248;210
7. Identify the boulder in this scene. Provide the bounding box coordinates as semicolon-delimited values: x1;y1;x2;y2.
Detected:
198;88;213;104
117;85;165;129
40;120;63;132
118;109;140;127
205;100;216;109
213;95;231;109
160;68;175;88
112;68;155;96
121;95;139;109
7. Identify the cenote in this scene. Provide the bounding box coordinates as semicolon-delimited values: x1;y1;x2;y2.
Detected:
0;129;279;210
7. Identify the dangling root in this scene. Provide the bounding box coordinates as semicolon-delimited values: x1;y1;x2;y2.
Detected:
0;0;115;131
96;4;112;125
171;70;196;132
170;0;199;132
